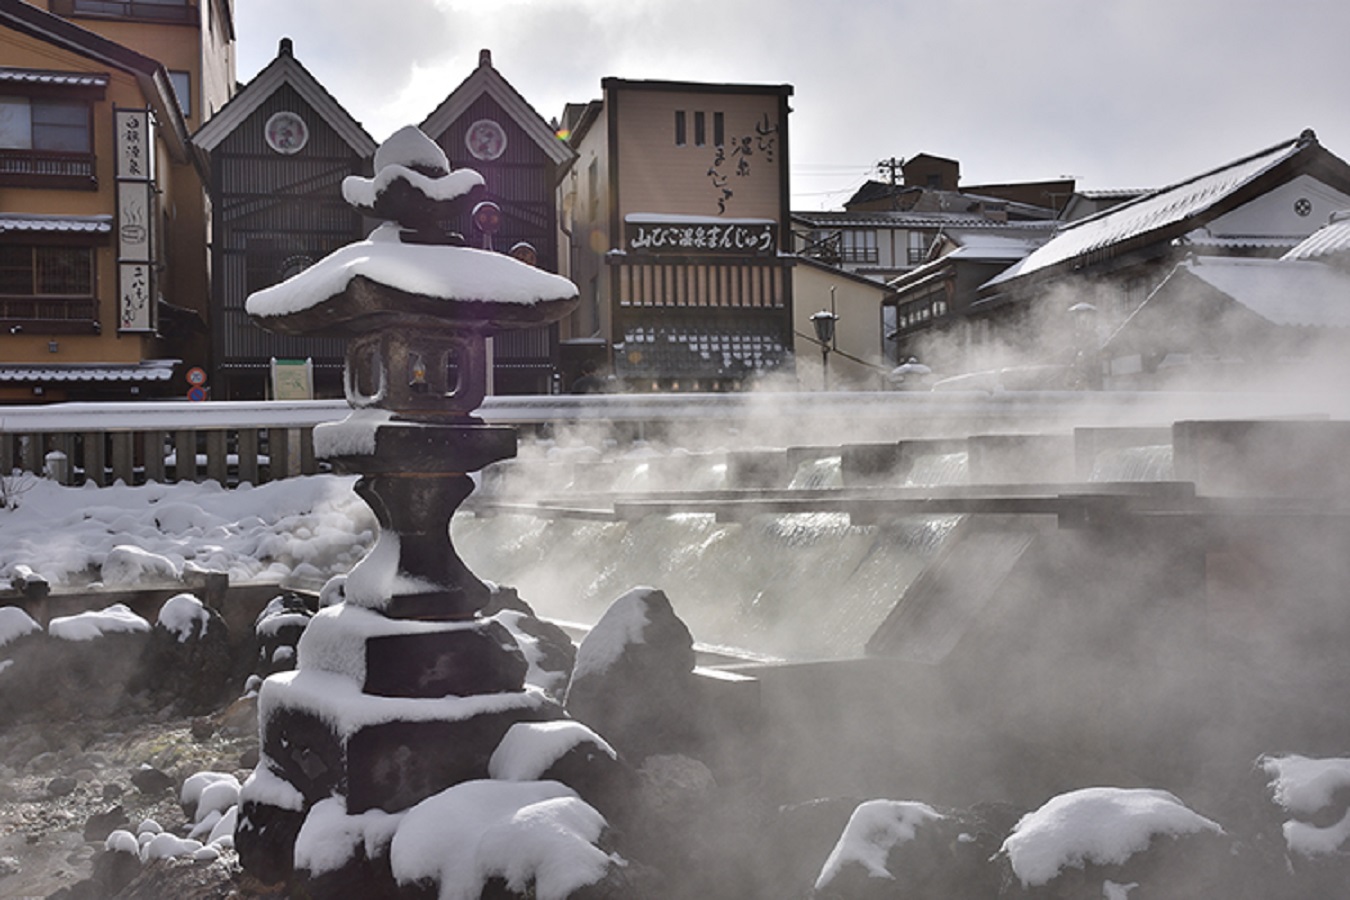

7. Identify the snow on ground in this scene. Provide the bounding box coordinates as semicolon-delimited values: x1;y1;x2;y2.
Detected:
1261;754;1350;856
0;474;374;593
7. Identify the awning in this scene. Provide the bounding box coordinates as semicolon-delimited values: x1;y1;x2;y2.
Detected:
0;213;113;235
0;67;108;89
0;360;179;383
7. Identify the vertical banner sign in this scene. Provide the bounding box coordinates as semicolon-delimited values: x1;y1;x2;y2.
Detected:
115;108;156;333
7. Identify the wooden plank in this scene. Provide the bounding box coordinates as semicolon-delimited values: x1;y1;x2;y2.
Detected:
175;429;197;482
110;431;134;485
300;427;316;475
83;431;106;486
142;430;166;484
237;428;259;485
206;430;228;485
270;427;293;480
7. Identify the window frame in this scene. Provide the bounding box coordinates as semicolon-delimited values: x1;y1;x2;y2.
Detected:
0;89;98;190
0;240;100;333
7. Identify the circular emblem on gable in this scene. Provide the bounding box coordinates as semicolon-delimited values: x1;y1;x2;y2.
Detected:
465;119;507;161
1295;197;1313;217
265;111;309;155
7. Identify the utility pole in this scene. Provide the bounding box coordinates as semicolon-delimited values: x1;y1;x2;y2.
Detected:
877;157;904;186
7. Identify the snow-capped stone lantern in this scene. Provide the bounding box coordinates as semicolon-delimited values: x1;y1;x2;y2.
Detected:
246;125;577;619
236;127;592;894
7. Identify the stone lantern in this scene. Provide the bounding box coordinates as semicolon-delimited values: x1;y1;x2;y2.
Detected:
234;126;586;893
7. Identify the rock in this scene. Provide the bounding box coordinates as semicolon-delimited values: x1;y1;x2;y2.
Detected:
130;766;174;795
190;718;215;741
252;592;313;678
45;775;77;798
83;806;130;842
91;845;142;896
146;595;234;714
564;587;699;763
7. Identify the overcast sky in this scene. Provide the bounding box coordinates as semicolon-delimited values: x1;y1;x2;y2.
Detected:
235;0;1350;211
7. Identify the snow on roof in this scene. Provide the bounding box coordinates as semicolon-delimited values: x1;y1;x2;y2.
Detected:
814;800;944;889
245;222;579;320
0;66;107;88
1168;257;1350;328
0;213;112;234
999;787;1222;887
388;779;616;900
0;360;176;383
987;136;1315;288
1283;211;1350;262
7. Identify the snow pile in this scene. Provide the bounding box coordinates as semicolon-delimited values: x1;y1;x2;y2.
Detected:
0;474;374;591
1262;754;1350;856
814;799;944;888
47;603;149;642
294;796;401;876
157;592;211;642
341;124;484;210
182;771;241;844
570;586;651;681
0;605;40;648
389;780;618;900
489;720;617;782
105;812;229;864
999;787;1223;887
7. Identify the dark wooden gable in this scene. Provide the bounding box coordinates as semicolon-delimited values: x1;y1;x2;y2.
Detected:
210;82;370;397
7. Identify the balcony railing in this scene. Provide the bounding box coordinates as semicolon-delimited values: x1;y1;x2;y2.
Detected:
0;149;97;190
0;297;99;334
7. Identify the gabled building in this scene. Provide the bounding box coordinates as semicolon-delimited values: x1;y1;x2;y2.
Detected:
419;49;576;395
192;37;375;399
915;130;1350;386
0;0;226;402
559;78;795;391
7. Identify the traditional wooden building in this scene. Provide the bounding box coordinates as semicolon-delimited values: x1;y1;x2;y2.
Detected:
559;78;795;391
192;38;376;399
0;0;228;402
419;49;576;395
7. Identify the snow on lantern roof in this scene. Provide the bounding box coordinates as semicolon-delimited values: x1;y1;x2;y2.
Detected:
244;222;579;333
341;125;485;216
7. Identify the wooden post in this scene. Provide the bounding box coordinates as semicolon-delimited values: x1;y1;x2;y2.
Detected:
237;428;259;485
175;429;197;482
270;427;293;480
83;431;107;486
110;432;135;485
142;430;166;483
206;430;229;485
300;427;316;475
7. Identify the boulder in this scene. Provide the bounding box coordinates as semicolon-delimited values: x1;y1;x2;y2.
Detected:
564;587;698;762
145;594;233;713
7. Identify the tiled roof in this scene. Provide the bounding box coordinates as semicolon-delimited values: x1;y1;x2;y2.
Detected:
1283;211;1350;262
0;360;178;382
1172;257;1350;328
987;134;1319;288
0;67;107;88
0;214;112;234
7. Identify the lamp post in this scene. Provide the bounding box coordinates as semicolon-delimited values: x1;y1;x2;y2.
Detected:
810;309;839;390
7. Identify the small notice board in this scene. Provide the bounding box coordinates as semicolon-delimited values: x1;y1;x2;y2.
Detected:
270;358;314;400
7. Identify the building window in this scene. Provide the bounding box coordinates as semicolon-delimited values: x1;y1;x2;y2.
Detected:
907;230;933;265
0;96;95;188
839;229;878;264
0;245;97;328
714;112;724;147
64;0;195;24
587;157;599;220
169;70;191;116
674;110;686;146
694;111;706;147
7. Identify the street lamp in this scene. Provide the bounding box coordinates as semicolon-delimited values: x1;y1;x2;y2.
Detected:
810;309;839;390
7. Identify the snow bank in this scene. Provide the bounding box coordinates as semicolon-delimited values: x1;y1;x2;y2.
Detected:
814;799;944;888
489;720;616;782
389;780;617;900
1000;787;1222;887
48;603;149;641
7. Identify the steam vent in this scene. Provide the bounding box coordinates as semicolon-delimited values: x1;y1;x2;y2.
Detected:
236;127;588;894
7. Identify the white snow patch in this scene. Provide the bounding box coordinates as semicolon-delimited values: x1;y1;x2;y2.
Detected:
0;606;40;648
1000;787;1222;887
240;761;306;813
492;609;571;695
570;587;654;681
1104;881;1139;899
814;799;944;889
313;409;392;457
101;544;183;586
1261;754;1350;857
296;602;485;686
294;795;402;876
157;592;209;642
389;780;618;900
48;603;149;641
141;832;204;862
489;720;616;782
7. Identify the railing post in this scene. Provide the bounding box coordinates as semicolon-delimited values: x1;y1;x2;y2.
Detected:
237;428;259;485
269;427;293;480
175;428;197;482
206;430;228;485
20;433;41;476
0;433;13;475
110;431;134;485
83;431;107;486
142;430;166;483
53;434;75;484
300;427;316;475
